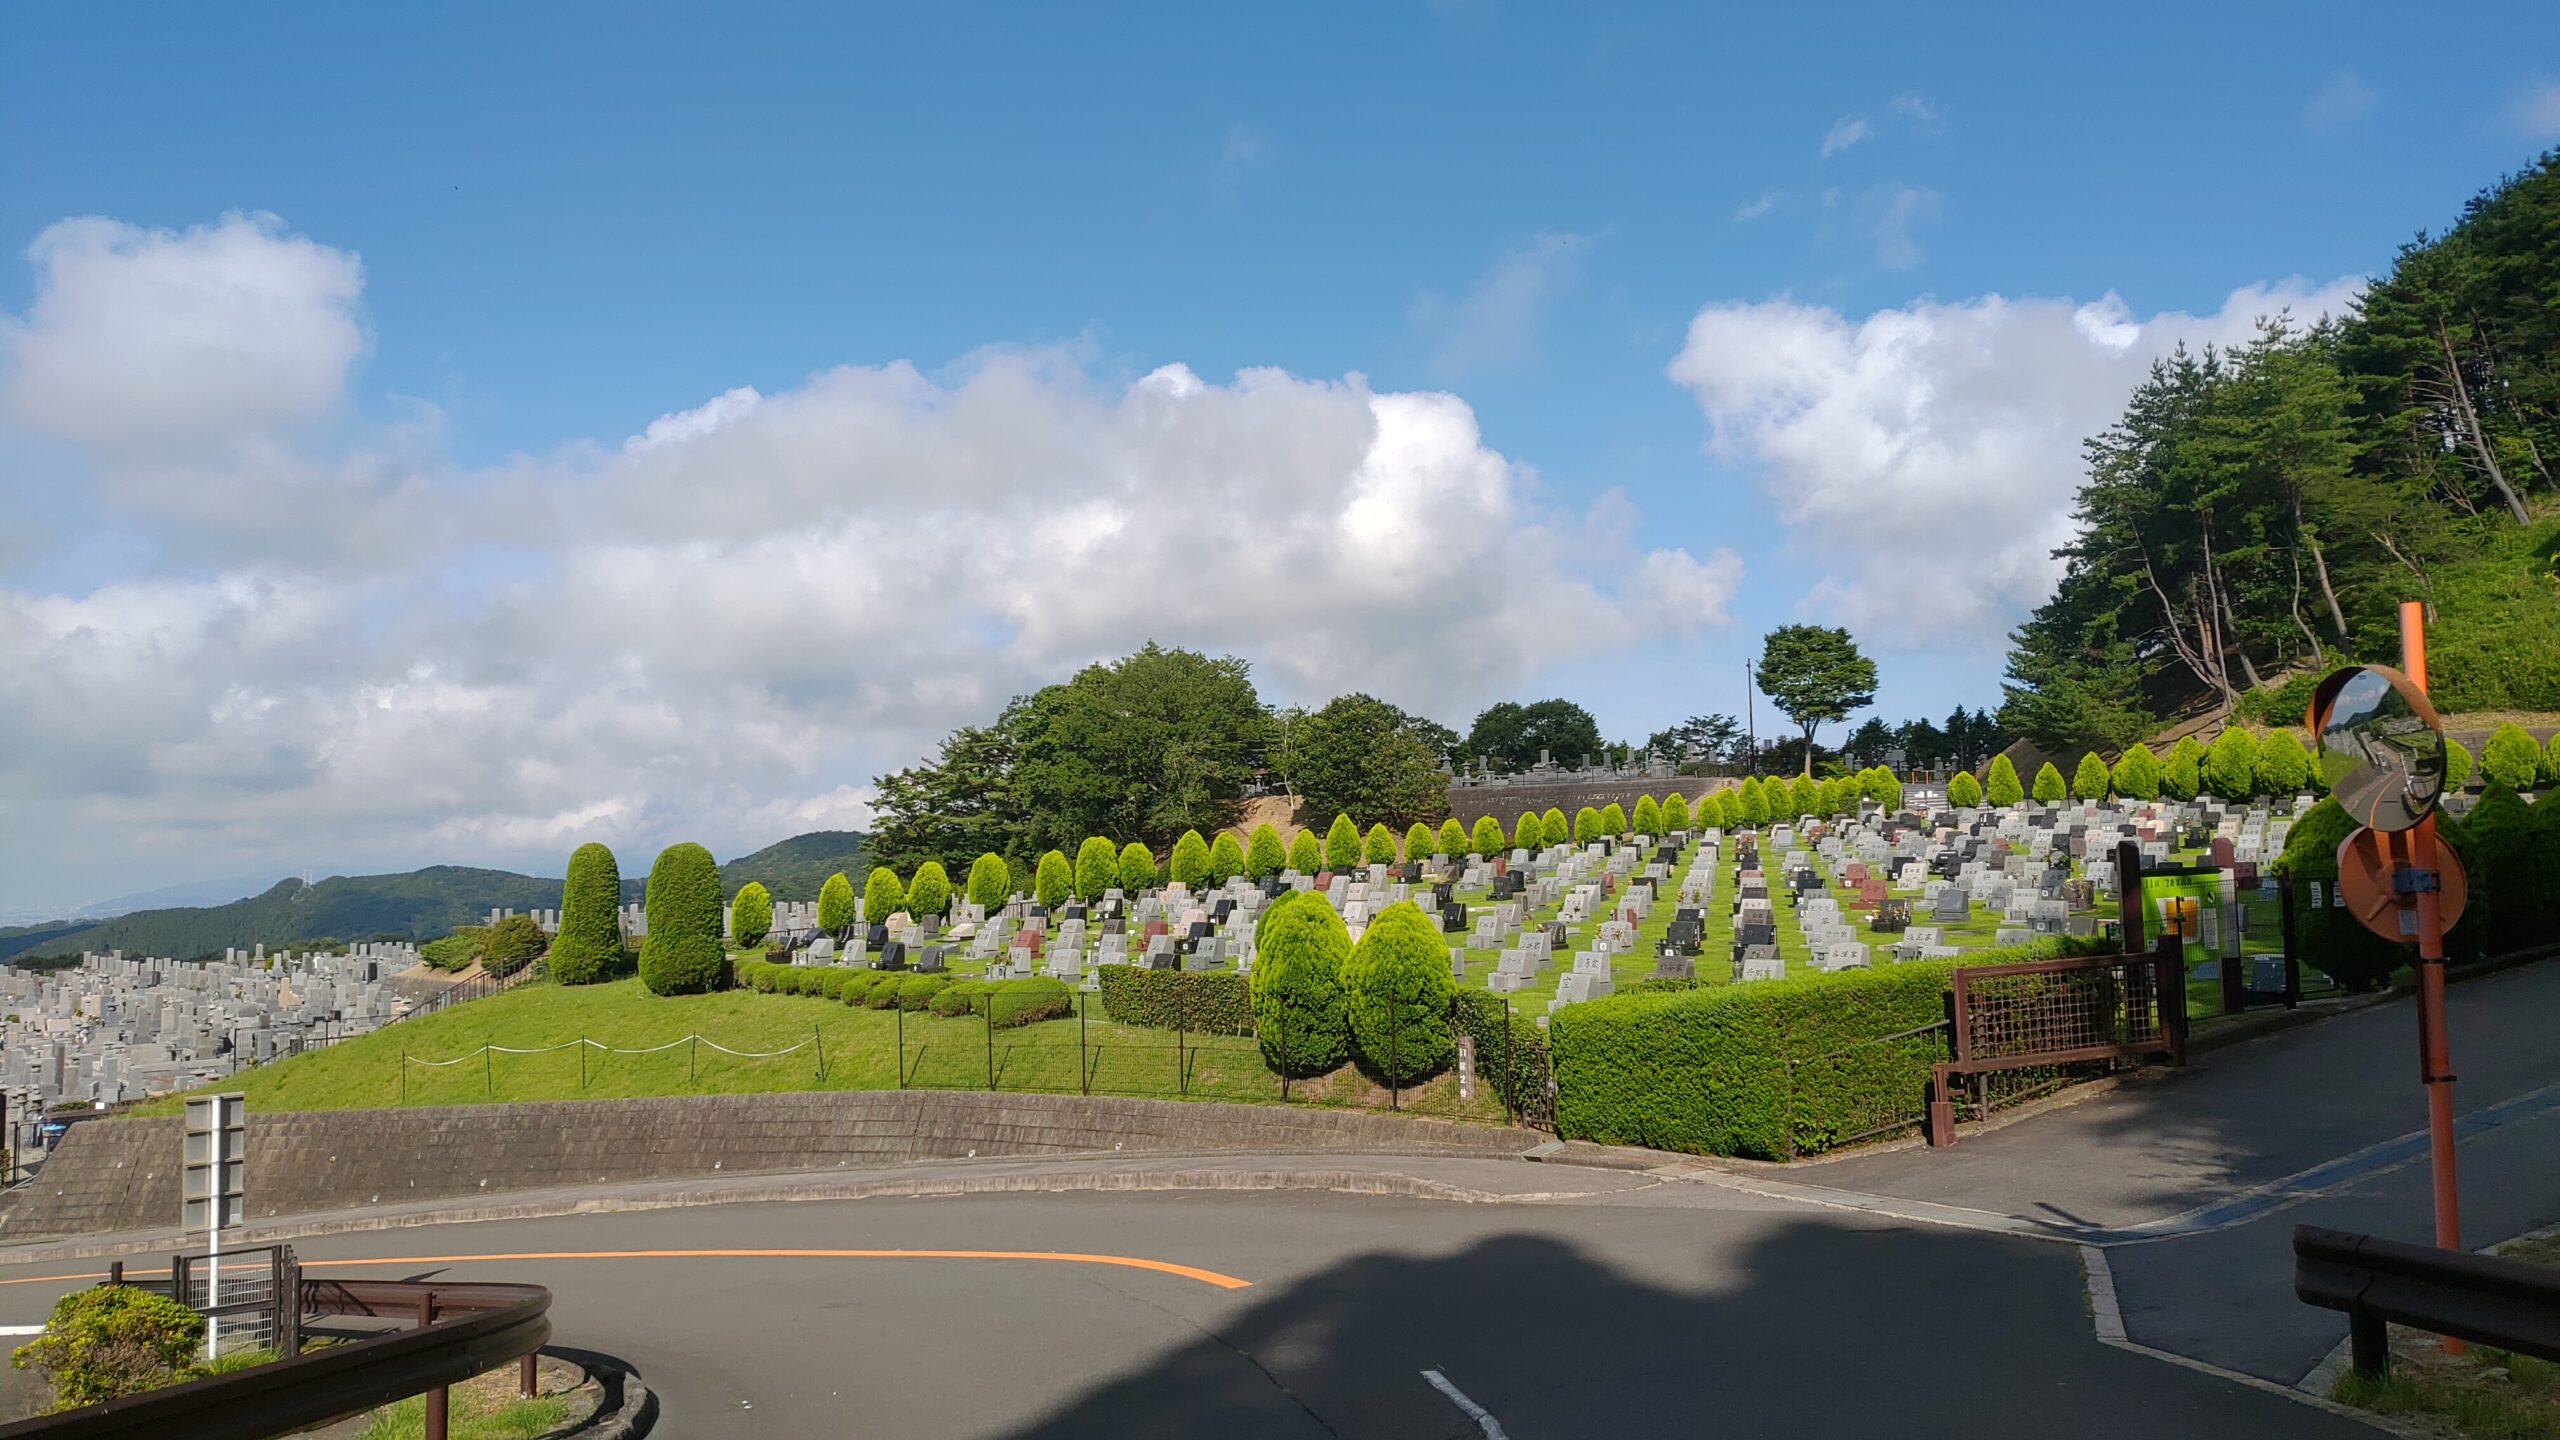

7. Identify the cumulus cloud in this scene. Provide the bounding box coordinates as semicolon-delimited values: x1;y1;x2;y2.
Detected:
3;212;366;453
0;214;1738;906
1818;115;1872;157
1665;276;2365;648
1413;232;1590;381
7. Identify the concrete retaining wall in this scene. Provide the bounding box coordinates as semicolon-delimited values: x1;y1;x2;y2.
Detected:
0;1091;1533;1241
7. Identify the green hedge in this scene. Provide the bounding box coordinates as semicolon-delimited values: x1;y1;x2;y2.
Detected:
894;974;949;1011
1549;938;2078;1160
990;976;1074;1028
1094;964;1253;1035
1451;988;1549;1118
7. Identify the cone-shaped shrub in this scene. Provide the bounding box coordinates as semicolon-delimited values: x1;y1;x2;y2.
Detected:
1513;810;1543;850
906;861;951;919
550;842;624;985
816;871;856;932
1075;837;1118;901
1600;802;1628;837
1663;793;1692;832
1946;770;1983;808
640;842;727;994
2542;733;2560;787
1288;828;1324;873
2111;744;2160;802
1985;754;2025;806
2030;762;2066;804
1340;900;1456;1085
1363;823;1398;866
2161;735;2203;800
1732;780;1768;827
1252;892;1352;1078
1245;824;1286;881
1542;807;1568;844
2072;752;2111;802
2202;728;2259;798
1404;822;1434;863
1470;814;1505;857
967;853;1010;912
1208;831;1246;885
730;881;773;948
2256;729;2314;796
1631;794;1662;836
1119;841;1157;893
1437;818;1468;857
864;866;907;923
1168;831;1210;888
2446;737;2474;790
2457;786;2547;954
1035;850;1072;908
1868;767;1903;813
1573;806;1602;844
1324;814;1361;871
2482;723;2541;791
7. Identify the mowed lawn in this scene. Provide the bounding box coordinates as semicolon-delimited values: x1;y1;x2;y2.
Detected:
139;976;1503;1121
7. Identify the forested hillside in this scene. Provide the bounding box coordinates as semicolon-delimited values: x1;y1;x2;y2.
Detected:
718;831;868;901
0;867;570;963
2003;150;2560;751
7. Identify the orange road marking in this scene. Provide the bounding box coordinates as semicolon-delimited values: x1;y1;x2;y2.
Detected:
0;1248;1251;1291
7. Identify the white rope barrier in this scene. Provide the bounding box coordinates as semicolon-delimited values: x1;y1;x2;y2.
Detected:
403;1032;818;1066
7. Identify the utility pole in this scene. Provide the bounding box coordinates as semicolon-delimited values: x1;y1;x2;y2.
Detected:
1743;660;1756;776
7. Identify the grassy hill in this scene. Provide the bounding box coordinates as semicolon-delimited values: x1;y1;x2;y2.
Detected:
720;830;867;901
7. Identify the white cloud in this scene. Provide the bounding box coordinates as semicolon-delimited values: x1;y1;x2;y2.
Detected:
1412;232;1590;381
2;213;366;453
1888;93;1942;130
2513;79;2560;139
2304;70;2377;131
1819;115;1873;157
1733;192;1783;223
1869;185;1943;269
1665;276;2365;649
0;214;1736;906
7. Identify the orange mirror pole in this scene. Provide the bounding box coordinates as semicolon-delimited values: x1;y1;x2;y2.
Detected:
2402;600;2464;1356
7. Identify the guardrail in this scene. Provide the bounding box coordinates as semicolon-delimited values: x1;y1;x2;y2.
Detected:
0;1276;551;1440
2294;1224;2560;1378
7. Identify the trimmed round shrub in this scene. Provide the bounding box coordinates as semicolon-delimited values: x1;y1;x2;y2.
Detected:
1796;775;1826;816
992;976;1074;1028
2072;752;2111;802
2456;786;2547;956
2030;761;2067;805
2110;744;2160;802
2273;797;2408;991
2445;736;2474;791
2543;732;2560;787
816;966;854;1001
1075;837;1119;901
1865;767;1902;813
840;971;886;1004
863;866;907;925
1572;806;1602;844
863;975;904;1009
1339;901;1456;1085
1436;818;1468;857
2482;723;2542;791
930;978;989;1017
1469;814;1505;857
14;1283;205;1409
1404;821;1434;863
816;871;857;933
1288;828;1324;873
1323;814;1361;871
1208;831;1246;885
1985;754;2025;807
1252;891;1351;1077
1946;769;1983;807
549;842;625;985
1696;791;1728;830
1631;794;1662;837
1119;841;1158;893
1035;850;1073;907
1600;802;1628;837
967;853;1011;912
895;974;949;1011
639;842;728;994
1731;781;1767;827
2203;728;2260;799
1513;810;1543;850
1663;793;1692;832
478;913;546;979
1363;823;1397;866
906;861;951;920
1167;831;1210;888
1542;806;1568;843
2161;736;2203;800
2256;729;2314;797
730;881;773;949
1245;824;1287;880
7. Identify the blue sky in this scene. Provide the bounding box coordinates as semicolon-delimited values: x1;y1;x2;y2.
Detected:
4;3;2558;909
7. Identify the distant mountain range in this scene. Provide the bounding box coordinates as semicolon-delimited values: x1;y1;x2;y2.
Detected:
0;831;868;964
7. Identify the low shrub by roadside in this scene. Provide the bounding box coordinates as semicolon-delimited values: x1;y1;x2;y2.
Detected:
1094;964;1253;1035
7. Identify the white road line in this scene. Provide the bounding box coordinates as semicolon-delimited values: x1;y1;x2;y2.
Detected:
1421;1368;1509;1439
0;1325;43;1336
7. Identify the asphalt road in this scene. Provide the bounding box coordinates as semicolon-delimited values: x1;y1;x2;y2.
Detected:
0;1190;2374;1438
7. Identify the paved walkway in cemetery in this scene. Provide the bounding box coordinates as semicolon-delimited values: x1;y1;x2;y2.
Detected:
0;1187;2380;1437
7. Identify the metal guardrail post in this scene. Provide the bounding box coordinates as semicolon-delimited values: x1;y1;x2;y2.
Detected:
418;1291;446;1440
